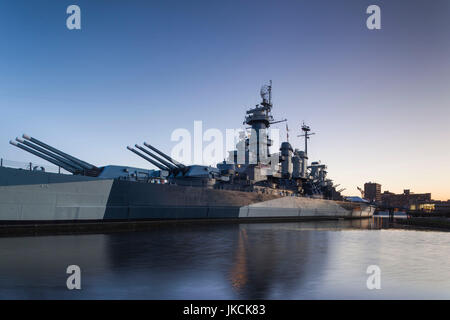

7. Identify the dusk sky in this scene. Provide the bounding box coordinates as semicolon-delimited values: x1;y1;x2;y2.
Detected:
1;0;449;200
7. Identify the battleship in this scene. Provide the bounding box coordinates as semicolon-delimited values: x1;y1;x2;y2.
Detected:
0;83;374;225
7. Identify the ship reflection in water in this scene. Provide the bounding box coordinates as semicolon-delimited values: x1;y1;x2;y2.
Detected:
0;218;449;299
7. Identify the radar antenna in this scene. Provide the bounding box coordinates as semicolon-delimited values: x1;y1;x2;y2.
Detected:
260;80;272;105
286;123;289;142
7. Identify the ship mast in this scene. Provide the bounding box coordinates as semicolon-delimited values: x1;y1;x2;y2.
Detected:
298;122;315;155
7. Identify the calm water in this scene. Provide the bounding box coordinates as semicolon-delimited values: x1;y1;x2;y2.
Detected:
0;218;449;299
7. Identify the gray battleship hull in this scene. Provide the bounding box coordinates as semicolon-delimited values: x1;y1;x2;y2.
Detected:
0;167;374;224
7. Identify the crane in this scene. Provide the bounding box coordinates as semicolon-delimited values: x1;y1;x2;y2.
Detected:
357;187;365;198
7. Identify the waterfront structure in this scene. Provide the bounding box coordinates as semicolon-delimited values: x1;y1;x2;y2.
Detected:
381;189;431;210
431;200;450;213
414;200;450;213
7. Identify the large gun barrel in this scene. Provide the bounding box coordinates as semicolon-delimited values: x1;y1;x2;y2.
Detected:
10;140;77;174
127;146;170;171
22;134;96;171
135;144;178;171
143;142;185;169
16;137;84;172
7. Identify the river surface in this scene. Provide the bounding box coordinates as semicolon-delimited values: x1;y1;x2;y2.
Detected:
0;218;449;299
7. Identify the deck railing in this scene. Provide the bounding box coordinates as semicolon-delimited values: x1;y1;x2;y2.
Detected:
0;158;71;174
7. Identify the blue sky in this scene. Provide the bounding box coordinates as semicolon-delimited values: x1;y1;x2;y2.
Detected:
1;0;449;199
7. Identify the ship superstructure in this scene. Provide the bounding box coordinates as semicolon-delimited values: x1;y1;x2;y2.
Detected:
129;82;340;199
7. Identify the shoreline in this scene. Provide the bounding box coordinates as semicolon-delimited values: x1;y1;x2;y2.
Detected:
0;216;370;237
393;217;450;232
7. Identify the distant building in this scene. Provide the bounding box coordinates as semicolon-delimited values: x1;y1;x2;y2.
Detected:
421;200;450;213
381;189;431;210
433;200;450;212
364;182;381;203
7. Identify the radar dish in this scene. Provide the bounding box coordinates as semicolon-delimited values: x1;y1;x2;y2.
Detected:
260;85;270;102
